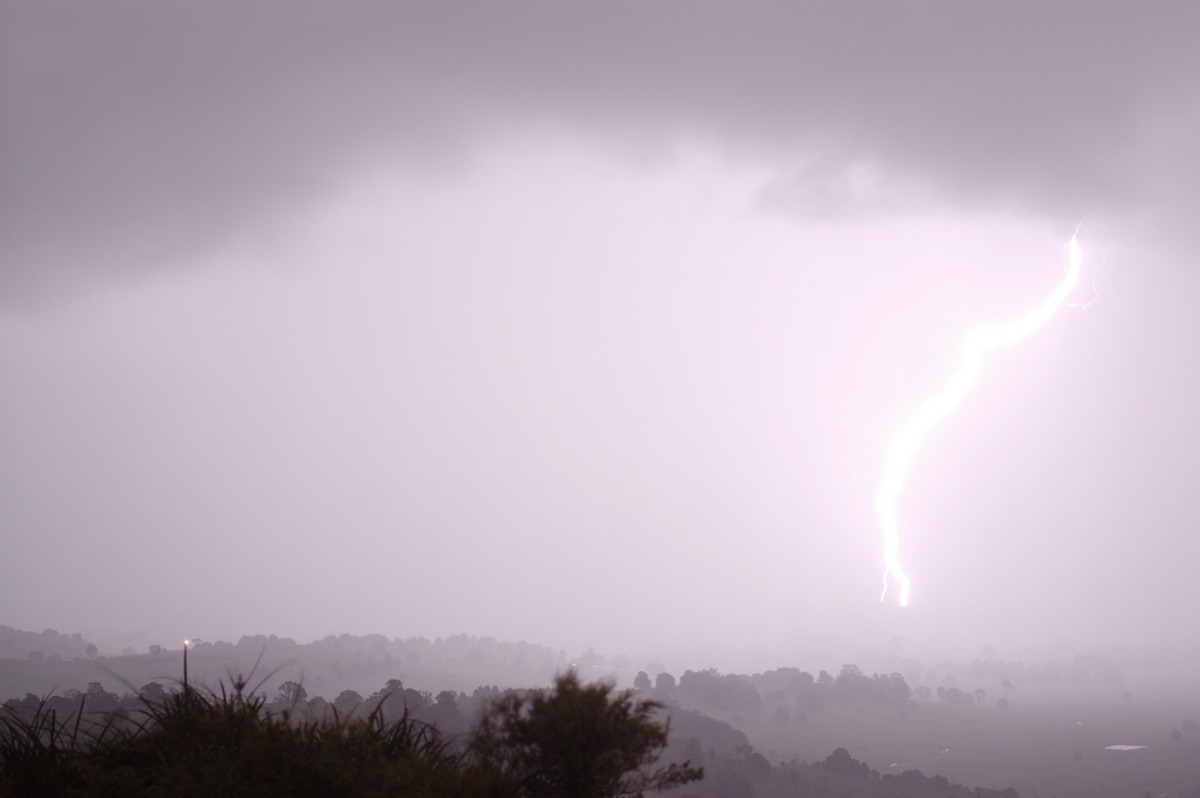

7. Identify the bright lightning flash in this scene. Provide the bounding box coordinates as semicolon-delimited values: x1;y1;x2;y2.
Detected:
878;235;1083;607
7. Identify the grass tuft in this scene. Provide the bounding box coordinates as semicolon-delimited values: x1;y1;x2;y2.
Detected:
1;678;511;798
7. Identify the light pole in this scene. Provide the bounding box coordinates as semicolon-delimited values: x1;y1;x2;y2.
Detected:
183;639;190;693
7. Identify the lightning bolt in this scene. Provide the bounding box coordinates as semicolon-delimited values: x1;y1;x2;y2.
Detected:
878;234;1084;607
1068;244;1108;310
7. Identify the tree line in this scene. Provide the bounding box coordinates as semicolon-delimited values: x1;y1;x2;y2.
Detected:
0;671;700;798
0;626;97;662
3;665;1030;797
635;663;912;718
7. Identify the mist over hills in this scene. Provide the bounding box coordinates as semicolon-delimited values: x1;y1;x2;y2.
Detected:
8;4;1200;795
7;622;1196;700
4;624;1200;796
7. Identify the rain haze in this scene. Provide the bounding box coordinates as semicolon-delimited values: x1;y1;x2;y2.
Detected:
3;2;1200;671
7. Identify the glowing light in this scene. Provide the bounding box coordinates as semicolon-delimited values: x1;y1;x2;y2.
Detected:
878;235;1083;607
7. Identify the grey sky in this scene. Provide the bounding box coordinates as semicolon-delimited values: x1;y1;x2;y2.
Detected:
3;2;1199;668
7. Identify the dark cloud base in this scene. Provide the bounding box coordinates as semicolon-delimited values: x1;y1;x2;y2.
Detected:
4;1;1197;305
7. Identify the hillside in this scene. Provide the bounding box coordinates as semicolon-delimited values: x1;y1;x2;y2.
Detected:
0;633;565;704
5;628;1199;796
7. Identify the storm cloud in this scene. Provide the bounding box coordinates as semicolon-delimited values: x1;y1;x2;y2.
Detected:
3;2;1200;667
5;1;1197;304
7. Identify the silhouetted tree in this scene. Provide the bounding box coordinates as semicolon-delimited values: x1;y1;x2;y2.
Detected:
678;670;762;713
84;682;119;713
834;664;869;702
938;686;968;705
654;672;676;696
365;678;431;721
139;682;168;704
821;747;868;776
737;745;770;779
275;681;308;704
471;671;702;798
633;671;652;691
334;689;364;712
417;690;467;737
882;672;912;704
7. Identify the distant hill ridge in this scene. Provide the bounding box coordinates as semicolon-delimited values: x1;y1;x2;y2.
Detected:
0;625;97;662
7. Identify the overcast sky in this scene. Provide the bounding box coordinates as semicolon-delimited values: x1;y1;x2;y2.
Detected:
3;2;1199;669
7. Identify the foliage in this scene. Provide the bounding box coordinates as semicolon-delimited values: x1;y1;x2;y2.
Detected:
1;671;702;798
678;669;762;713
275;680;308;704
821;746;868;777
334;689;365;712
471;670;702;798
0;626;97;661
0;692;123;796
0;680;510;798
663;706;748;761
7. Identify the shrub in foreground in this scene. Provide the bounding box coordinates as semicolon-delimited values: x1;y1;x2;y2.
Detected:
472;670;702;798
1;672;701;798
0;682;507;798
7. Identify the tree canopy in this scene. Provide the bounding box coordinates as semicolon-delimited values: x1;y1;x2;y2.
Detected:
471;670;702;798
